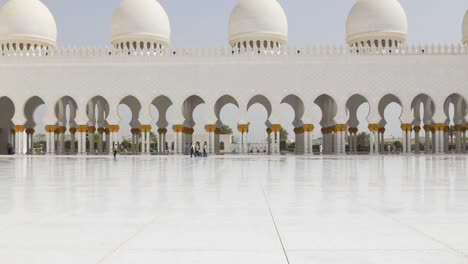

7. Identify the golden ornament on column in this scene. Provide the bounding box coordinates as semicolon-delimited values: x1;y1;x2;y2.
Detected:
293;126;304;135
172;125;184;133
270;124;281;132
368;124;379;132
237;124;249;133
303;124;314;132
45;125;57;133
204;124;217;133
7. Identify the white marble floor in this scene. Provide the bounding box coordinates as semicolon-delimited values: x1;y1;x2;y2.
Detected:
0;155;467;264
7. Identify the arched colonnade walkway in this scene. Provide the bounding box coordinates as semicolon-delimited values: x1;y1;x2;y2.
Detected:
1;92;467;156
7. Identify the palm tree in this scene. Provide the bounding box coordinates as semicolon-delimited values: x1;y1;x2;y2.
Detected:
280;128;289;141
219;125;233;135
356;132;370;148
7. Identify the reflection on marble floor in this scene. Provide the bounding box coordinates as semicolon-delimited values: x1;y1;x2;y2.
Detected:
0;155;467;264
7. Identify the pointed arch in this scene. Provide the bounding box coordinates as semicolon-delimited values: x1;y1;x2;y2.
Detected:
152;95;173;129
182;95;205;128
281;94;305;128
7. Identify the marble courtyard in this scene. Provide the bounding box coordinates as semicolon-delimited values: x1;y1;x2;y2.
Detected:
0;155;467;264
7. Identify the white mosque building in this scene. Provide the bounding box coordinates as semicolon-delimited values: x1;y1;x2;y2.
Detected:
0;0;467;156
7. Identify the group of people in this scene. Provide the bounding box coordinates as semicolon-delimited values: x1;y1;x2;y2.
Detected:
187;142;207;158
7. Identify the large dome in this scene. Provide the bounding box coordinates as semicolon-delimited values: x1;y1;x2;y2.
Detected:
0;0;57;49
346;0;408;47
228;0;288;48
111;0;171;49
463;10;468;45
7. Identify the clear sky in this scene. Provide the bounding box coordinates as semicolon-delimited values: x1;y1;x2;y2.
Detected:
1;0;464;47
2;0;466;143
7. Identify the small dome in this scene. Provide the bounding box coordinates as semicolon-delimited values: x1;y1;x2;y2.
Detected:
0;0;57;48
463;10;468;45
228;0;288;48
111;0;170;49
346;0;408;47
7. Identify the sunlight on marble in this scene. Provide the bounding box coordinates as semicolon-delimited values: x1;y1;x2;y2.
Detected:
0;155;467;264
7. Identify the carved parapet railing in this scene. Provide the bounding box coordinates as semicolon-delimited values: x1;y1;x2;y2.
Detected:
0;43;466;59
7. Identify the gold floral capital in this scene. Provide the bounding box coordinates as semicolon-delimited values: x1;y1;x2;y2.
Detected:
205;124;217;133
334;124;348;132
173;125;184;133
56;126;67;134
368;124;379;132
294;126;304;135
140;125;152;133
13;125;25;133
108;125;120;132
45;125;57;133
270;124;282;132
401;124;412;132
348;127;358;134
237;124;249;133
303;124;315;132
76;125;88;133
433;123;447;131
423;125;433;132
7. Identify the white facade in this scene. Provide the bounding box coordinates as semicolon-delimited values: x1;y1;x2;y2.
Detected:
0;0;467;156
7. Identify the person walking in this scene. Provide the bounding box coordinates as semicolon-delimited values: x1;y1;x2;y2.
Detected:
113;146;118;159
203;143;207;157
190;143;195;158
195;143;200;157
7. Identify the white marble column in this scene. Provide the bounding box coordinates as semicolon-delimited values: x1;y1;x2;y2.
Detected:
270;124;281;155
88;126;96;155
44;125;56;155
205;125;216;155
423;125;432;154
237;124;249;154
368;124;379;154
13;125;25;155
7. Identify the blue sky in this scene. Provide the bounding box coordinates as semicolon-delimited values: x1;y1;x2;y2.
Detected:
2;0;465;47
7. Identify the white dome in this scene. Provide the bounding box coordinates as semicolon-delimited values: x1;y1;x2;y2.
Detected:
463;10;468;45
111;0;170;47
346;0;408;45
0;0;57;47
229;0;288;47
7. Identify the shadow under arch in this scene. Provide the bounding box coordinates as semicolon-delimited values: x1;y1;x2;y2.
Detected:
247;94;272;126
182;95;205;128
24;96;45;129
378;94;402;127
444;93;467;125
214;95;239;125
346;94;369;128
281;94;305;128
0;96;15;155
55;96;78;127
87;95;110;128
314;94;337;127
152;95;173;129
119;95;142;128
411;93;435;126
